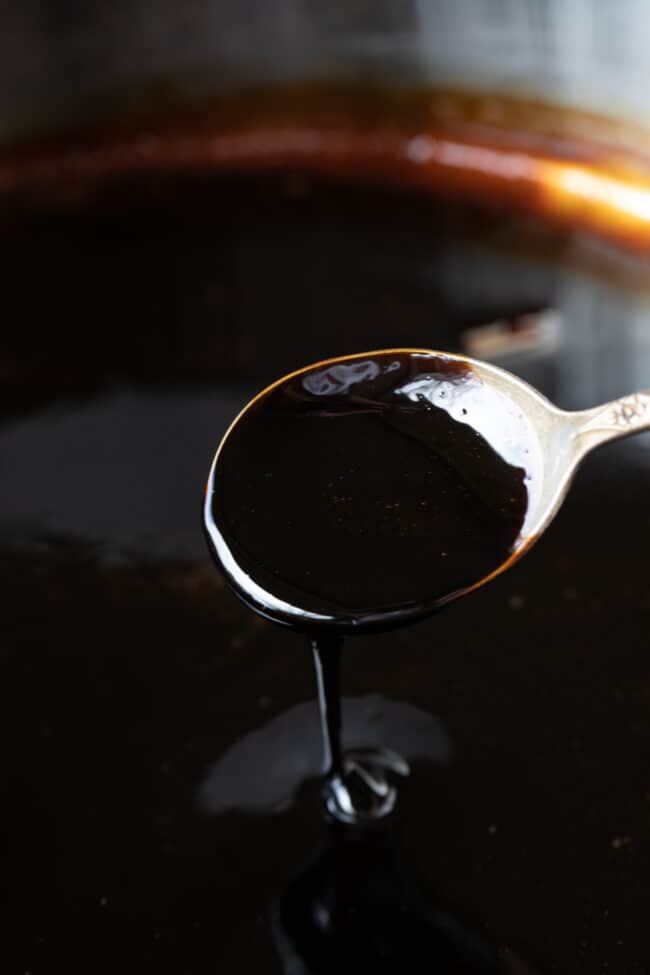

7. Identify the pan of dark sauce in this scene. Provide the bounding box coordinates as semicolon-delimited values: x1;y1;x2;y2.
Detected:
4;74;650;975
205;348;543;972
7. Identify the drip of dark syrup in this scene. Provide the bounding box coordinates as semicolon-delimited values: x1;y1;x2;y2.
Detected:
205;350;537;821
273;647;540;973
311;636;350;821
205;350;542;971
311;637;343;781
312;636;408;825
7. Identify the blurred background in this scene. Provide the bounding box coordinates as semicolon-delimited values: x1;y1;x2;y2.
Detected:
1;3;650;973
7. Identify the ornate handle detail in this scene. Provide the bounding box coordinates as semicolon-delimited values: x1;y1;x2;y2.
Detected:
575;391;650;446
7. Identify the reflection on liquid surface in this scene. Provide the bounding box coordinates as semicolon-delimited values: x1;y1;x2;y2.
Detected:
272;819;541;975
199;694;451;815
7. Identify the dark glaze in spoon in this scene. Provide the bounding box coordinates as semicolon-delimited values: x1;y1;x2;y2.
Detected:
204;349;542;634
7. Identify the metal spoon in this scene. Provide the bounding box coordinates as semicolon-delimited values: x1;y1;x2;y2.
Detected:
204;348;650;622
461;350;650;591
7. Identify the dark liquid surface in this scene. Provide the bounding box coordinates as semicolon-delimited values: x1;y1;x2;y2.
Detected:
1;164;649;975
206;351;533;632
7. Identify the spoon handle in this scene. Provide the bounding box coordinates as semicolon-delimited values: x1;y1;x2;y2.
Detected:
572;391;650;451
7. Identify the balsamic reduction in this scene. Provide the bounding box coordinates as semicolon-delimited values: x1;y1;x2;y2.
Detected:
205;350;532;634
2;102;649;971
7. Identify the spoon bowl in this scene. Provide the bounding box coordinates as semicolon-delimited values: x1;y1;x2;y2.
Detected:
204;348;650;631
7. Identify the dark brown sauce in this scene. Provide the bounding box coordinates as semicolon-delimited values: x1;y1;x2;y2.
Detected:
2;127;647;972
205;350;533;634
